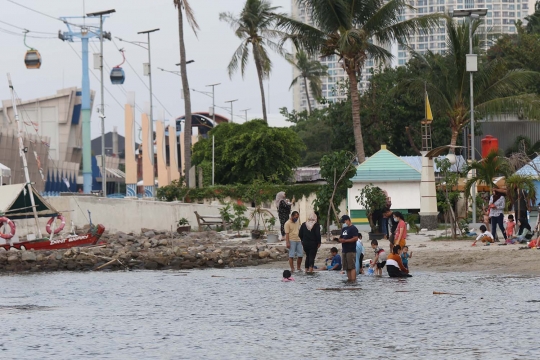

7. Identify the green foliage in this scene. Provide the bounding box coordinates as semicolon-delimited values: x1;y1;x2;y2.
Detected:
312;151;356;229
435;158;460;213
220;202;249;235
505;136;540;158
506;174;538;216
157;181;321;205
177;218;190;226
464;151;511;197
265;215;276;232
191;120;305;185
525;1;540;35
249;206;274;231
405;214;420;235
355;184;387;233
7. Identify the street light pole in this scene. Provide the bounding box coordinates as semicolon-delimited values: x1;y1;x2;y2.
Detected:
138;28;159;196
206;83;220;124
87;9;115;197
240;108;250;122
225;99;238;123
452;8;487;225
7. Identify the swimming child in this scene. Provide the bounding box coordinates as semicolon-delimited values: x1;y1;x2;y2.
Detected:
505;214;516;242
401;245;412;270
323;247;342;271
369;240;387;276
472;225;494;246
282;270;295;282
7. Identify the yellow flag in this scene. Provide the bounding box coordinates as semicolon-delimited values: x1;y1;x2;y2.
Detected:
425;92;433;121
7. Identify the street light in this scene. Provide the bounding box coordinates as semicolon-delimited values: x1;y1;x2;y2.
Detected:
225;99;238;123
452;8;487;225
206;83;220;125
137;28;159;196
240;108;250;122
87;9;115;197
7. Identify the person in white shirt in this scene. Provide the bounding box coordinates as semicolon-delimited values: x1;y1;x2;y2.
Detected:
489;189;507;242
472;225;494;246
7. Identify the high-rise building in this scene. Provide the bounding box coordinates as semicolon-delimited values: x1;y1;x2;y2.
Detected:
291;2;381;112
397;0;536;66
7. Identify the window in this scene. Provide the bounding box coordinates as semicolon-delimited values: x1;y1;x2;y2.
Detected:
398;59;406;65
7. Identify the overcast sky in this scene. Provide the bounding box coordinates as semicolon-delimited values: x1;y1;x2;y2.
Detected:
0;0;294;138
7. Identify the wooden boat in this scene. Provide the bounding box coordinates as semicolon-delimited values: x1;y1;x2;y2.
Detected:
0;75;105;251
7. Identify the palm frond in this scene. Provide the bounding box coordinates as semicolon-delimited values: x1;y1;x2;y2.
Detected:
227;41;250;78
178;0;200;35
374;13;443;46
475;94;540;121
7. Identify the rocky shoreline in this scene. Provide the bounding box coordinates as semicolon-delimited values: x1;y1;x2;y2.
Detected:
0;229;289;273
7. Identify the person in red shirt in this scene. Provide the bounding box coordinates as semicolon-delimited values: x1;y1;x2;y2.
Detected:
393;212;407;249
506;214;516;241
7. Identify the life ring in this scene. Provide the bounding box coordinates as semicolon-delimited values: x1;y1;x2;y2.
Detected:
46;214;65;235
0;217;16;240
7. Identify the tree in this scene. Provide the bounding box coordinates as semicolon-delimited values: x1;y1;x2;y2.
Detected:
279;0;440;163
505;135;540;158
525;1;540;35
506;174;537;220
464;151;511;197
174;0;199;186
406;16;540;151
220;0;288;122
286;50;328;114
192;120;305;184
355;184;387;233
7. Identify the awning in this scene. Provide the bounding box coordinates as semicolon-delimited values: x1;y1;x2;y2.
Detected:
0;183;58;219
0;162;11;179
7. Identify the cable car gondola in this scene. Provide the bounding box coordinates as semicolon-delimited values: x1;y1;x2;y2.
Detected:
110;48;126;84
23;31;41;69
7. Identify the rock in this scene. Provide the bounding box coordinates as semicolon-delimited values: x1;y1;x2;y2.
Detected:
143;241;151;249
158;239;169;247
218;259;223;265
55;252;63;260
258;251;270;259
21;251;37;262
269;251;279;260
144;261;158;270
143;231;156;238
7;255;18;263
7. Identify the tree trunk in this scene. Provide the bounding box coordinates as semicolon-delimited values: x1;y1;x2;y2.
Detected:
178;6;192;186
347;71;366;163
449;129;459;154
253;47;268;122
303;76;312;114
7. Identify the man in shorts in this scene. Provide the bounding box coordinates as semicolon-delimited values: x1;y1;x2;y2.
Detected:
285;211;303;272
338;215;359;281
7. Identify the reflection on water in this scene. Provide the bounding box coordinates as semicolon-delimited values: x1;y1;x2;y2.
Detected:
1;269;539;359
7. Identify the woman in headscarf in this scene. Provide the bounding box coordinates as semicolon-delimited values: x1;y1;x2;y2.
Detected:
275;191;292;240
489;189;507;242
509;218;532;244
299;212;321;273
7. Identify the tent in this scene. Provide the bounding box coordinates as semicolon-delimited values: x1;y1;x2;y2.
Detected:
0;183;58;219
0;162;11;185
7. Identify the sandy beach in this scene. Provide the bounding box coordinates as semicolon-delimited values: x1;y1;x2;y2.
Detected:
260;230;540;275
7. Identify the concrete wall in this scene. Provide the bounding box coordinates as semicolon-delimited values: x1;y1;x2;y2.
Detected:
348;181;421;211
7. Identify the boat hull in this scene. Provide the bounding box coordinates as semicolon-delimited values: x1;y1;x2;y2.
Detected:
0;224;105;251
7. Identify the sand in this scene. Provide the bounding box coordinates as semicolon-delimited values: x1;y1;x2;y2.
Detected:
260;230;540;275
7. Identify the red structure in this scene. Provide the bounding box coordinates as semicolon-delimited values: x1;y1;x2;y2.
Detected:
481;135;499;158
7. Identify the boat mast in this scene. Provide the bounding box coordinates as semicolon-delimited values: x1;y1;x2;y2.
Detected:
7;74;42;238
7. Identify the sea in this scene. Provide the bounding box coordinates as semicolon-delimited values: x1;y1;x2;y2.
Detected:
1;268;539;359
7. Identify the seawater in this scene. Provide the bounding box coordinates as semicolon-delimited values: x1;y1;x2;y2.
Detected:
1;269;539;359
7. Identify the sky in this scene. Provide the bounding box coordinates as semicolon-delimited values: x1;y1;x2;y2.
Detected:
0;0;294;139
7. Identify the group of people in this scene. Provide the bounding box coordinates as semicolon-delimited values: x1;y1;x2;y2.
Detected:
276;189;413;281
476;187;539;248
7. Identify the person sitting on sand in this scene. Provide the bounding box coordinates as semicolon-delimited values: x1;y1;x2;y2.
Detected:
472;225;494;246
324;247;342;271
369;240;387;276
282;270;295;282
508;218;532;244
387;245;412;278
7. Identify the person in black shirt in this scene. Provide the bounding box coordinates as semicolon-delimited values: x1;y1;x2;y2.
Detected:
299;212;321;273
338;215;359;281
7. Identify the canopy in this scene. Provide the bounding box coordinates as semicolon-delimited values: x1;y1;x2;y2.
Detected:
0;162;11;183
0;183;58;219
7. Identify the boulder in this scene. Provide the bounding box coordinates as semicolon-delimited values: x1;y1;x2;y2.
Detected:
258;251;270;259
21;251;37;262
7;254;19;263
143;231;156;238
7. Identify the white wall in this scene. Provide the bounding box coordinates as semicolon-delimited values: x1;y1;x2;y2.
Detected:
348;181;421;211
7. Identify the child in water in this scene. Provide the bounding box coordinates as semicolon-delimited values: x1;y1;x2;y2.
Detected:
370;240;387;276
401;245;412;270
282;270;295;282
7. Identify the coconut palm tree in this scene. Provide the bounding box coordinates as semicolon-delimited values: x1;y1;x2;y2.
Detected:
287;50;328;114
174;0;199;186
405;16;540;152
220;0;289;123
464;150;511;196
277;0;440;162
506;174;537;220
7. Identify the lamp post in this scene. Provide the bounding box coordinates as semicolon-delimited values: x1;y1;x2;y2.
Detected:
206;83;220;124
224;99;238;123
240;108;250;122
452;8;487;225
87;9;115;197
137;28;159;196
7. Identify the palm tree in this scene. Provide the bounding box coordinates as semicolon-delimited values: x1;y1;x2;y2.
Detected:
464;150;511;196
506;174;537;220
174;0;199;186
287;50;328;114
220;0;288;122
278;0;440;163
406;16;540;152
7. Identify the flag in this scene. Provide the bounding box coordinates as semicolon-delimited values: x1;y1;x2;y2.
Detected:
425;91;433;121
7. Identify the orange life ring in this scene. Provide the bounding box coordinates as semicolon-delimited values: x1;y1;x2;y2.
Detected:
0;217;16;240
46;214;65;235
